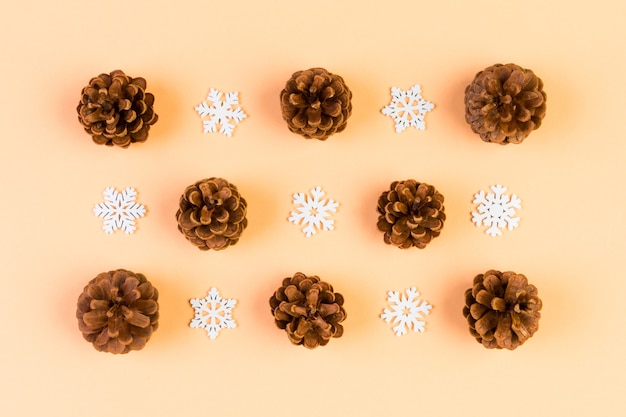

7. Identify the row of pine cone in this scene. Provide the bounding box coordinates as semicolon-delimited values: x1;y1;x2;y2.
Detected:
77;64;546;146
76;269;541;353
173;177;447;252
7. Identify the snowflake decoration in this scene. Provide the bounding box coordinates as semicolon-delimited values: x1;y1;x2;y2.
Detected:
190;288;237;340
195;88;247;137
288;186;339;237
381;287;432;336
93;187;146;234
382;84;434;133
471;184;521;237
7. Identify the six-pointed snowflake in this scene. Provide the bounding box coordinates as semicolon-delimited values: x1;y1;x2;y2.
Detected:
190;288;237;340
471;184;521;237
195;88;247;137
288;186;339;237
382;84;434;133
381;287;432;336
93;187;146;234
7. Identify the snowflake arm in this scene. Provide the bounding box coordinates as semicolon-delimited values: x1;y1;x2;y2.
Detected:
471;184;521;236
93;187;146;234
195;88;247;137
190;288;237;340
381;287;432;336
288;186;339;237
382;84;434;133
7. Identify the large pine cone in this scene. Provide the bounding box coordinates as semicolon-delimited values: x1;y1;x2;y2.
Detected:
77;70;158;147
280;67;352;140
269;272;346;349
76;269;159;354
463;270;542;350
176;177;248;251
376;180;446;249
464;63;546;144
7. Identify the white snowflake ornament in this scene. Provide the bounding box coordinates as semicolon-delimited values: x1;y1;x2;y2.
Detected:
288;186;339;237
190;288;237;340
471;184;521;237
93;187;146;234
195;88;247;137
382;84;434;133
381;287;432;336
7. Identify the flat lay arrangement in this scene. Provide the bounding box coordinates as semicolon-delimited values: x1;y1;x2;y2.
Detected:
5;3;624;415
76;64;544;352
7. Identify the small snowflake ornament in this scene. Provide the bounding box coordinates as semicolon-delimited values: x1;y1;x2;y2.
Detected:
288;186;339;237
382;84;434;133
190;288;237;340
381;287;432;336
93;187;146;234
471;184;521;236
195;88;247;137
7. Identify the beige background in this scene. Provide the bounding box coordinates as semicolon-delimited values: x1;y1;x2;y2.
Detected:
2;0;625;415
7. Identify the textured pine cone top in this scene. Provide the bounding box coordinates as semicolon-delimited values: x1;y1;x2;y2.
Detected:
463;270;542;350
464;63;546;144
280;67;352;140
376;180;446;249
76;269;159;354
176;177;248;251
269;272;346;349
77;70;158;147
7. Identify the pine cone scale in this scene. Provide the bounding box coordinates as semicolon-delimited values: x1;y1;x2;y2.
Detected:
133;299;158;315
82;310;108;328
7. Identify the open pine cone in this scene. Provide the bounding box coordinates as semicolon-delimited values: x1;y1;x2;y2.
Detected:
376;180;446;249
77;70;158;147
176;177;248;251
463;270;542;350
269;272;346;349
464;63;546;144
76;269;159;354
280;67;352;140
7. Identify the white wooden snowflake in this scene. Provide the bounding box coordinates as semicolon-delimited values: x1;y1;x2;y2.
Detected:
195;88;247;137
381;287;432;336
93;187;146;234
190;288;237;340
381;84;434;133
288;186;339;237
471;184;521;237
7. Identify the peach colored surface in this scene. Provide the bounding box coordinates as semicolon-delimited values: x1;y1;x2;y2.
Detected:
2;1;625;415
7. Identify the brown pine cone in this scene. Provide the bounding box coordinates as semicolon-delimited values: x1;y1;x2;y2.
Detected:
280;67;352;140
76;269;159;354
269;272;346;349
376;180;446;249
77;70;158;147
176;177;248;251
463;270;542;350
464;63;546;144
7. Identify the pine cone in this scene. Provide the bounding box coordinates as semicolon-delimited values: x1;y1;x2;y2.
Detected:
269;272;346;349
76;269;159;354
376;180;446;249
464;63;546;144
463;270;542;350
280;67;352;140
77;70;158;147
176;177;248;251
